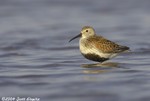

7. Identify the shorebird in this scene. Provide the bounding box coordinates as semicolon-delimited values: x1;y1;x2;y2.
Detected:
69;26;130;63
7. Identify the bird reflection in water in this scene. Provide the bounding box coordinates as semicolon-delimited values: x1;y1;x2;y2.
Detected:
82;62;120;74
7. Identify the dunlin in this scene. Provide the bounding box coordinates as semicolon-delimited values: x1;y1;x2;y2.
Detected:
69;26;129;62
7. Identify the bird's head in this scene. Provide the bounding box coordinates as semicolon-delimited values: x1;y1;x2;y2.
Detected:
69;26;95;42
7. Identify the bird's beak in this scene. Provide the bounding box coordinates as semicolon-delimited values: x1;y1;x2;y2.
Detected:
69;33;81;42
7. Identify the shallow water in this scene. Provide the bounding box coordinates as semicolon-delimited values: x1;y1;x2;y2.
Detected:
0;0;150;101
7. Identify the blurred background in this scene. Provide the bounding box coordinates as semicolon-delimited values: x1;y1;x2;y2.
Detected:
0;0;150;101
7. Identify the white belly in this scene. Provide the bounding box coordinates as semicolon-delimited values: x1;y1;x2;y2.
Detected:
79;41;118;59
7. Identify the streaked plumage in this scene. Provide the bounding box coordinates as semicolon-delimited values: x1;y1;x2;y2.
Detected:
69;26;129;62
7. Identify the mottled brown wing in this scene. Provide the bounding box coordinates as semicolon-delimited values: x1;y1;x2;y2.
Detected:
87;36;129;53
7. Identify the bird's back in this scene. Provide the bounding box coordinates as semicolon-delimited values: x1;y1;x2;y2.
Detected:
85;35;129;53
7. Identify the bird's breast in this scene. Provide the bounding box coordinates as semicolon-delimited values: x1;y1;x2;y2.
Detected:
79;39;118;59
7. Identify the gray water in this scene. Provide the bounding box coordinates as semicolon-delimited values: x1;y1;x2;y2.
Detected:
0;0;150;101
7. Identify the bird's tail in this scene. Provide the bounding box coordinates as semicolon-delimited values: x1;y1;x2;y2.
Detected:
120;46;130;53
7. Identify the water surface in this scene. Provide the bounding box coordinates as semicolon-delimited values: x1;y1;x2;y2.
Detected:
0;0;150;101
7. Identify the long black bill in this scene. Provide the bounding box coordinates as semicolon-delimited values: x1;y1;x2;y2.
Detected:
69;33;81;42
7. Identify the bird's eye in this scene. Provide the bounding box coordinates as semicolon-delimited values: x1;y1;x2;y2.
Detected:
86;30;88;32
